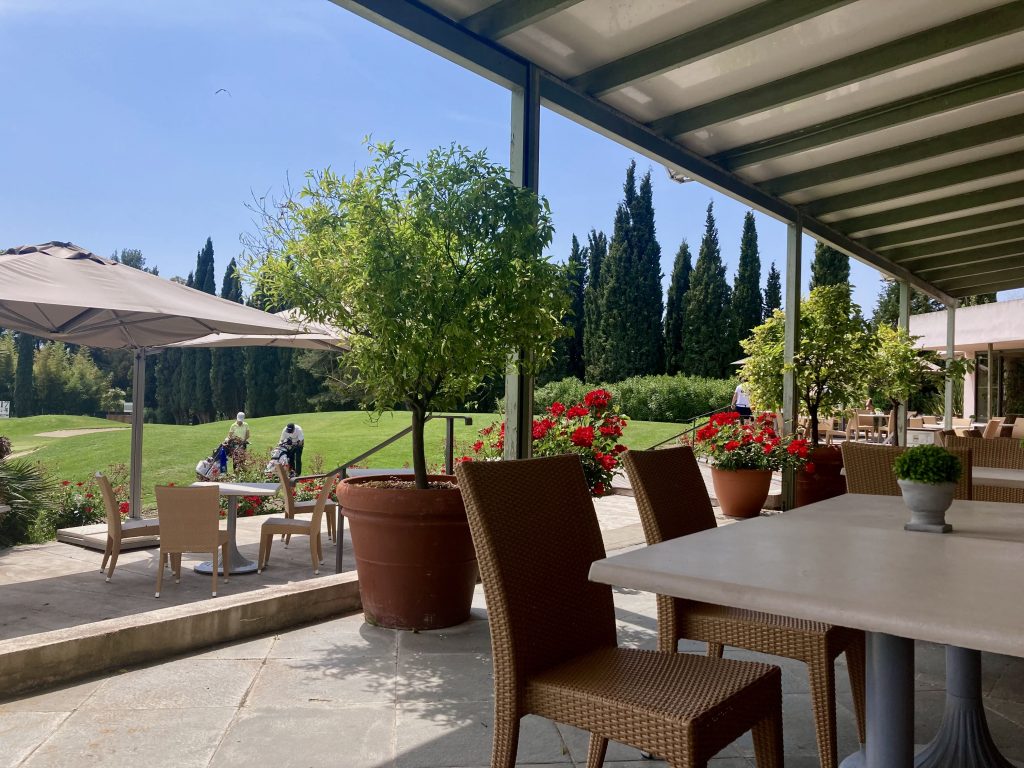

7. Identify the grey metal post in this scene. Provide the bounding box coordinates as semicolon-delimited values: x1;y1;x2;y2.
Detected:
867;632;915;768
782;221;802;509
987;342;994;420
945;301;957;428
504;62;540;461
898;281;910;445
128;348;146;519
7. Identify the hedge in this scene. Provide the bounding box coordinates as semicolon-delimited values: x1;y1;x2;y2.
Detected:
532;375;736;423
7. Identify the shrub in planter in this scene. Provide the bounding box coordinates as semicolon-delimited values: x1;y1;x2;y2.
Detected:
893;445;962;533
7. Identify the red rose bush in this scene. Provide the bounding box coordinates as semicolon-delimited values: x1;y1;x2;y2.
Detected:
691;411;813;473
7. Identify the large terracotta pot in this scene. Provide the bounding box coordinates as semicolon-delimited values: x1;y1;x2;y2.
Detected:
710;467;772;519
793;445;847;509
338;474;478;631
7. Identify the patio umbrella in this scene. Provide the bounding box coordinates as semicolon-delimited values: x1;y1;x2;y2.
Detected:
164;309;349;351
0;242;300;515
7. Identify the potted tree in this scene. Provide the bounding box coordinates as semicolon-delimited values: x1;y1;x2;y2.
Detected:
741;284;872;507
893;444;961;533
247;142;565;630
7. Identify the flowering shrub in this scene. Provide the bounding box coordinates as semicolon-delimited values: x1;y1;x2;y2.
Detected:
293;476;339;504
691;412;813;473
467;388;629;496
31;464;130;540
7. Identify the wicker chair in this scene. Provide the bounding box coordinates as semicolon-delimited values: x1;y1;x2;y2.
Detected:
942;435;1024;503
275;463;339;544
97;472;159;583
841;443;972;499
623;446;864;768
455;455;783;768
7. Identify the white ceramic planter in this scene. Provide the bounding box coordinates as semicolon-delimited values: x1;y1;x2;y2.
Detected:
898;479;955;533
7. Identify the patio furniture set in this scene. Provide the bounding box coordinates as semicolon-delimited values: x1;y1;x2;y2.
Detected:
98;469;340;598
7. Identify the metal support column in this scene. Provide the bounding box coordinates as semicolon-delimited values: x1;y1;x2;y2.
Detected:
782;221;802;510
897;281;910;445
987;342;994;420
945;302;957;429
128;348;147;518
504;63;540;461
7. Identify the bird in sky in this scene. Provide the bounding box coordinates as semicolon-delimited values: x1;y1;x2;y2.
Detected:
214;88;232;96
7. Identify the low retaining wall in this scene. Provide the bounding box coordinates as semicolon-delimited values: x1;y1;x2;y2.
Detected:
0;572;361;698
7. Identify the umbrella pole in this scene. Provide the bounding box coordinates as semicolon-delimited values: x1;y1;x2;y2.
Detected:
129;348;146;519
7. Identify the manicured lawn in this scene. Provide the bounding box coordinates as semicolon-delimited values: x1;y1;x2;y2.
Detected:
3;412;686;505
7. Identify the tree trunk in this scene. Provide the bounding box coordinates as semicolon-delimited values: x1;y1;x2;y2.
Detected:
890;399;901;447
809;404;820;446
409;403;429;490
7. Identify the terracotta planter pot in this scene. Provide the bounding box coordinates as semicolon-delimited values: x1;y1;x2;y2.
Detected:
710;467;772;519
338;474;478;631
793;445;847;509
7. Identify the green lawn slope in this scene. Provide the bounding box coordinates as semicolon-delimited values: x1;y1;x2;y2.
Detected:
3;412;686;505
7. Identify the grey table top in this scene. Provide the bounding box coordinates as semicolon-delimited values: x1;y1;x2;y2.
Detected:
191;481;280;496
973;466;1024;489
590;494;1024;657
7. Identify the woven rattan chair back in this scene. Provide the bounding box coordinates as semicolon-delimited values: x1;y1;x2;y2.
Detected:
943;435;1024;503
156;485;221;552
456;455;616;683
841;443;972;499
622;446;716;545
96;472;122;538
275;462;298;517
982;418;1005;439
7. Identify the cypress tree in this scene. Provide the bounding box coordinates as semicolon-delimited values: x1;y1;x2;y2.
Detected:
731;211;762;354
663;240;692;375
632;169;664;375
763;262;782;318
13;332;35;416
192;239;216;421
809;242;850;290
583;229;607;382
593;194;633;382
565;235;587;380
680;201;733;378
211;258;246;419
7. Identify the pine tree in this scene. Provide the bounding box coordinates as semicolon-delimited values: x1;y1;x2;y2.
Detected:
583;229;607;382
763;262;782;318
593;162;664;382
731;211;763;354
680;201;733;378
211;259;247;418
565;235;587;380
13;332;35;416
809;242;850;290
663;240;692;375
961;293;997;306
872;279;943;328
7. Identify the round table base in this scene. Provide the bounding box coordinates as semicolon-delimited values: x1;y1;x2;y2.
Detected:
194;560;259;575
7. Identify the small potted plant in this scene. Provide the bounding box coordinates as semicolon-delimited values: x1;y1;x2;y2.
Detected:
893;444;961;533
691;411;811;518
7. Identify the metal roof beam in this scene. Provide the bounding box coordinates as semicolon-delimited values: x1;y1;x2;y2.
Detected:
711;65;1024;169
934;265;1024;292
461;0;583;39
885;223;1024;261
898;242;1024;272
762;114;1024;196
649;2;1024;137
804;150;1024;217
569;0;854;97
948;275;1024;296
917;252;1024;280
862;205;1024;250
836;180;1024;234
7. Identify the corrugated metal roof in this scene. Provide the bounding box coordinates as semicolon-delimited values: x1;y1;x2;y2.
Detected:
333;0;1024;302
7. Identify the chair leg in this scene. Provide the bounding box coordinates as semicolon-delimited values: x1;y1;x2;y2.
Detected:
106;541;122;582
155;548;165;598
846;635;867;745
316;532;323;563
222;541;230;583
585;735;609;768
310;535;320;575
172;553;182;582
211;549;218;597
752;708;784;768
707;642;725;658
101;535;113;574
257;533;267;573
262;535;274;570
807;652;839;768
490;708;520;768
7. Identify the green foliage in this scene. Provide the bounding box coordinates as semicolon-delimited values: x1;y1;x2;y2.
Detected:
533;374;735;423
564;235;587;380
245;141;565;487
809;242;850;290
742;284;872;444
0;457;55;547
731;211;763;359
592;162;664;381
100;387;126;413
111;247;158;275
892;445;961;485
681;201;733;378
13;332;35;417
30;343;110;415
583;229;608;382
663;240;692;375
0;334;14;402
763;262;782;319
871;279;942;328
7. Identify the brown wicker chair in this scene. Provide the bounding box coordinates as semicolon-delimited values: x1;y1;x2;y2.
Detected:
841;443;972;499
942;435;1024;503
97;472;159;583
456;455;783;768
623;446;865;768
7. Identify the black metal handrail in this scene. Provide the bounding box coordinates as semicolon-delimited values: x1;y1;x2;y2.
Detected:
644;404;734;450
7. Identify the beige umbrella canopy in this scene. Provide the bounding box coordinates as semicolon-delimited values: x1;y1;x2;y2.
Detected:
0;242;301;515
165;309;349;352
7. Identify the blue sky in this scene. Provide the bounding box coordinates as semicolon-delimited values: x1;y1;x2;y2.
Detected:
2;0;903;315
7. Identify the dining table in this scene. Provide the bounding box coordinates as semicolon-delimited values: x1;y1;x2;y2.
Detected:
590;494;1024;768
190;481;280;575
973;465;1024;489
